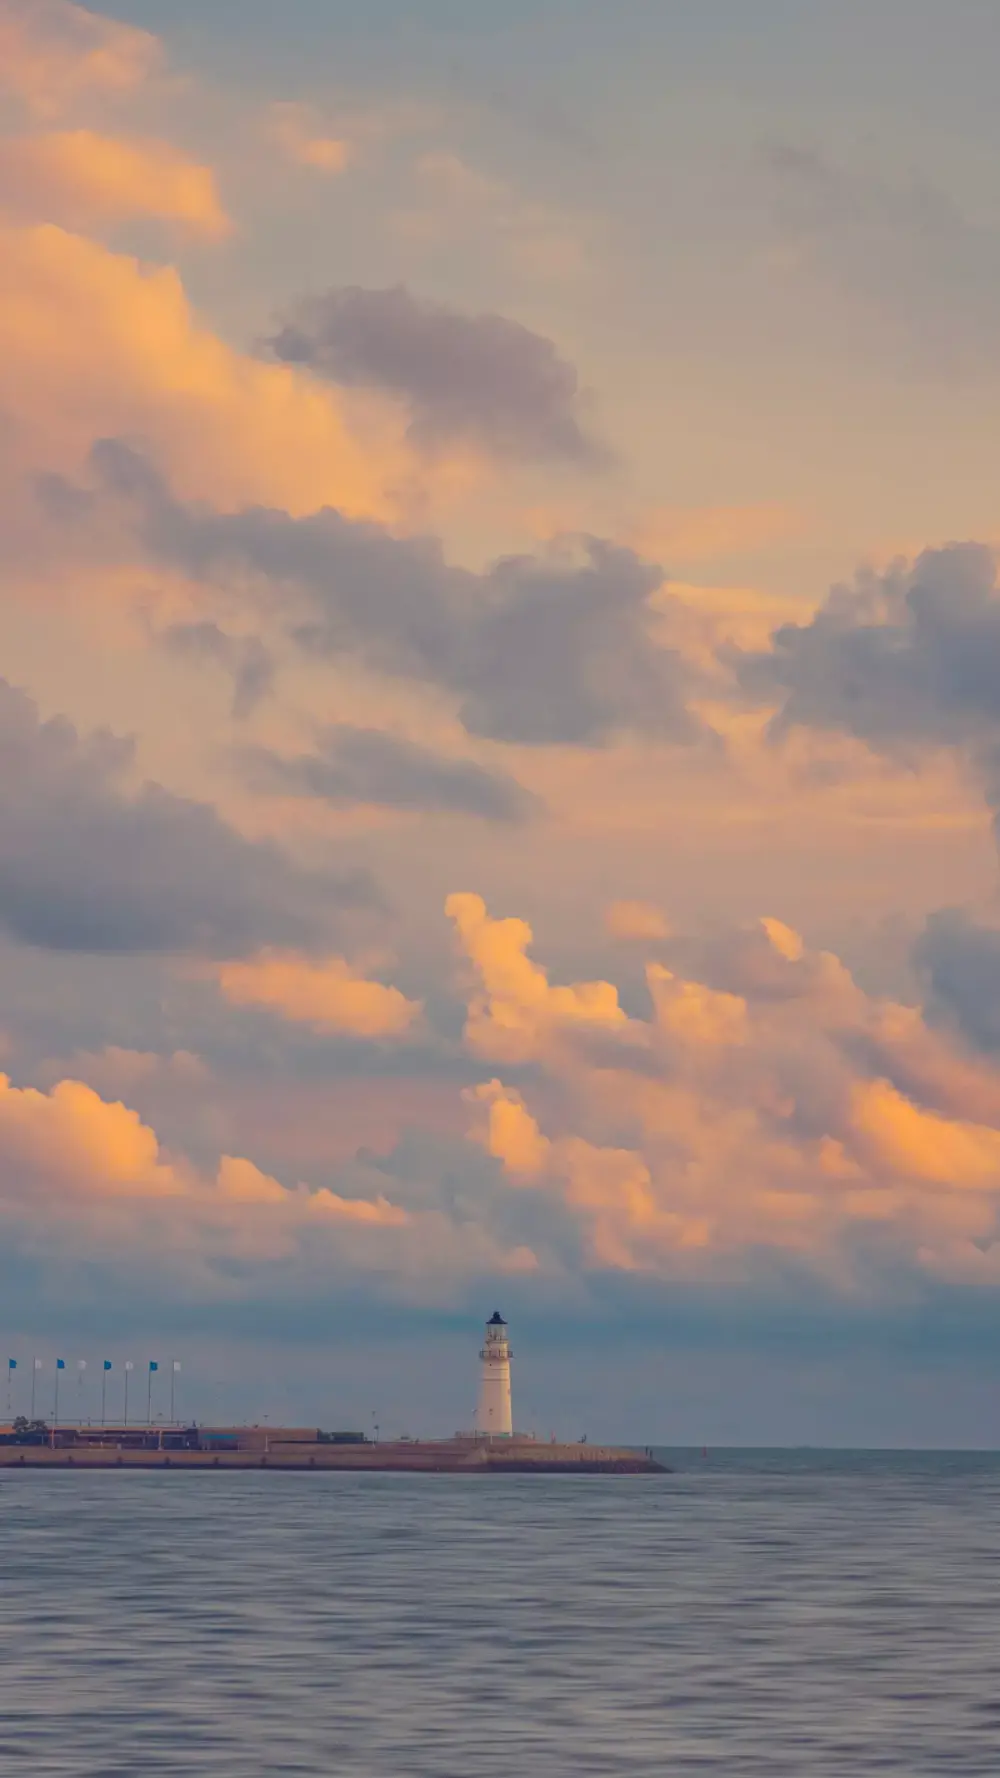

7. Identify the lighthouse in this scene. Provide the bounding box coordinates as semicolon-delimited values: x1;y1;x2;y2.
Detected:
477;1311;513;1437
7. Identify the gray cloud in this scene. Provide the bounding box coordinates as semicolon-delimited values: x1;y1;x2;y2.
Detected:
915;911;1000;1054
73;440;700;749
761;142;1000;368
738;544;1000;755
266;284;603;463
736;543;1000;888
159;621;275;718
0;678;369;954
765;143;966;247
241;724;538;822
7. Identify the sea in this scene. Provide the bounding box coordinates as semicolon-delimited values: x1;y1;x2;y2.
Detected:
2;1448;999;1776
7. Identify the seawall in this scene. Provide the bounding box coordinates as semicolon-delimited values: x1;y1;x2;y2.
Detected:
0;1438;667;1476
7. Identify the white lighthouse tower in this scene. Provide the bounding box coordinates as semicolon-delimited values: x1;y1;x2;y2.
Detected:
477;1311;513;1437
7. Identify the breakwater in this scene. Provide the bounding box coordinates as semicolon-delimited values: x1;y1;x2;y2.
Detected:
0;1433;666;1475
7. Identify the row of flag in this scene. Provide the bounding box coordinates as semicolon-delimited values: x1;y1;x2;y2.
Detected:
8;1360;181;1372
7;1357;185;1426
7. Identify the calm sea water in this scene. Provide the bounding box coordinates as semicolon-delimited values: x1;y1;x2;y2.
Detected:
2;1449;999;1775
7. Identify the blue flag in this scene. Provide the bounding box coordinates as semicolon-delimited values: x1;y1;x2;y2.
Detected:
103;1360;112;1371
56;1359;66;1371
7;1359;15;1372
149;1361;159;1373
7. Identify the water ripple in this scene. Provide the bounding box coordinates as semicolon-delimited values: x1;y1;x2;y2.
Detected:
2;1451;998;1775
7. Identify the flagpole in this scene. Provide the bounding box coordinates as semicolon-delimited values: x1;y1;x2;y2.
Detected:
30;1358;38;1419
6;1359;13;1418
101;1362;109;1427
54;1362;61;1427
124;1363;131;1427
147;1364;152;1426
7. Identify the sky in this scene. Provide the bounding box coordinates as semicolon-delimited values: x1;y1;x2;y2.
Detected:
4;2;1000;1445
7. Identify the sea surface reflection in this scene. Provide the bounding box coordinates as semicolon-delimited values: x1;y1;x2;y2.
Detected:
2;1450;999;1775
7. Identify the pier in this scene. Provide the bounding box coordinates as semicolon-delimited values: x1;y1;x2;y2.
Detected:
0;1424;666;1474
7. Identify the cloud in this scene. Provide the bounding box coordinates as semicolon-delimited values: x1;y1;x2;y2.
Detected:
0;1069;412;1265
456;900;1000;1287
0;1073;183;1201
36;1046;206;1099
398;150;589;283
0;1068;545;1302
446;891;626;1062
851;1076;1000;1192
83;441;700;747
0;676;368;954
0;225;403;515
159;622;275;718
0;131;231;236
239;725;537;821
466;1081;666;1272
217;1155;412;1226
605;900;671;942
0;1;159;118
627;502;801;564
215;1153;289;1205
308;1187;410;1226
215;953;420;1039
267;283;602;462
467;1079;553;1178
646;962;748;1046
0;1070;405;1229
761;141;1000;367
265;104;351;174
739;544;1000;754
735;542;1000;847
915;911;1000;1054
8;901;1000;1310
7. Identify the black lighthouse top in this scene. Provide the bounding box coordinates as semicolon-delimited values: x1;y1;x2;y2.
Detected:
487;1311;506;1326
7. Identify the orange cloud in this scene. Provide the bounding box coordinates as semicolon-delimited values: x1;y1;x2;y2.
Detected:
0;1073;186;1201
266;104;351;173
446;891;625;1061
654;580;815;674
0;0;160;118
553;1138;664;1270
465;1078;705;1269
646;964;748;1046
759;917;805;962
0;224;406;514
216;953;420;1039
457;904;1000;1282
2;1055;541;1282
467;1080;552;1178
851;1079;1000;1191
628;501;802;563
0;131;231;235
0;1073;435;1278
9;902;1000;1296
605;899;671;942
216;1154;288;1206
309;1187;409;1225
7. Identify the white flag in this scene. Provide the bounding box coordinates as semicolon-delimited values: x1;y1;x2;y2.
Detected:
124;1361;134;1373
77;1360;87;1372
33;1358;43;1371
172;1361;181;1373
